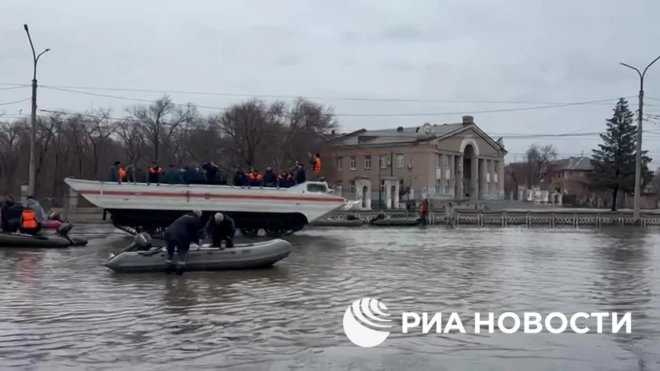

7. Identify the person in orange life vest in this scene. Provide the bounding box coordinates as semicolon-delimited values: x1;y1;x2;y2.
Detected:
277;170;295;188
247;169;263;187
419;199;429;225
118;166;127;182
147;162;163;185
109;161;122;184
309;153;322;174
21;196;45;235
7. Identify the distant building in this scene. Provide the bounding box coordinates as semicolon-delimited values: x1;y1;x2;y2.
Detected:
329;116;507;209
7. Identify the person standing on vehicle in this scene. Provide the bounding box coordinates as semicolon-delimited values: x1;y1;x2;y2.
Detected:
147;162;163;185
164;210;204;274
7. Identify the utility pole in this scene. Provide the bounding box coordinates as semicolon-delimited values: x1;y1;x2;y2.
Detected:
24;24;50;198
620;54;660;222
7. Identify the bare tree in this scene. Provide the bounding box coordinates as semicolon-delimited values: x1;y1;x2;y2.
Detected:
524;144;557;186
129;95;196;164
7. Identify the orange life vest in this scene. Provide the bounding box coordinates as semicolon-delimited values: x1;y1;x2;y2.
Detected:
149;167;162;174
313;158;322;173
248;173;263;181
21;210;38;230
118;167;126;181
419;203;428;214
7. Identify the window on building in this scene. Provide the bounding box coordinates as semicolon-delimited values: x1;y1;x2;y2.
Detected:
337;157;343;170
444;179;450;194
365;155;371;169
436;154;441;169
444;155;449;170
349;156;357;170
379;155;389;169
349;180;356;194
380;180;385;193
396;154;404;168
436;179;442;194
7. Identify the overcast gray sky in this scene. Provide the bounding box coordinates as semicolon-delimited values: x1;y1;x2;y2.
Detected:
1;0;660;163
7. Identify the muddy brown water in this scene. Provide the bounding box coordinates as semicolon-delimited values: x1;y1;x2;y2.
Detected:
0;225;658;370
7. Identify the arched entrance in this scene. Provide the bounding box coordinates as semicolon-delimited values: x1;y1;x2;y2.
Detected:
361;186;368;208
462;144;475;199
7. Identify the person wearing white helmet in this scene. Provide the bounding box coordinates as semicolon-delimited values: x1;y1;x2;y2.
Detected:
163;209;204;274
204;212;236;248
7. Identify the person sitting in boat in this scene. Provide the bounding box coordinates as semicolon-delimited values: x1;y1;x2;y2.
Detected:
0;197;15;232
4;200;25;233
20;209;41;235
25;196;46;225
247;169;263;187
263;167;277;187
205;212;236;248
233;169;248;187
147;162;163;185
164;209;204;275
278;170;295;188
109;161;122;184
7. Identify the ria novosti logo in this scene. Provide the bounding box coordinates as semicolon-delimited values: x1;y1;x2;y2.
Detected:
342;298;392;347
342;298;632;348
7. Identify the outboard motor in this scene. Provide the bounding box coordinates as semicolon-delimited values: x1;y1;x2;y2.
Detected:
49;211;66;223
133;232;153;250
57;222;73;236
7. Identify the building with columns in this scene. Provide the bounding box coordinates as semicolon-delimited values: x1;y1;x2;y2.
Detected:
329;116;507;209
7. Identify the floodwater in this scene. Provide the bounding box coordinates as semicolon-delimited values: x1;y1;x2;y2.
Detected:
0;225;659;371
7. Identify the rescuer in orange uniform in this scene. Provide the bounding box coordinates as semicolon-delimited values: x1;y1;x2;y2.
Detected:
419;199;429;225
147;162;163;185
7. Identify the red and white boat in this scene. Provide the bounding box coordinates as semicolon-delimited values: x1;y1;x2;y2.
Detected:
64;178;357;236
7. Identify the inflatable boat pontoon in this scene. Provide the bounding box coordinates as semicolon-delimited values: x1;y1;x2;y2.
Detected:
106;234;292;273
0;232;88;248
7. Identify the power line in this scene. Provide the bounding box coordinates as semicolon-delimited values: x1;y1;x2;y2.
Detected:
39;86;635;117
0;81;637;106
0;98;30;106
0;85;29;91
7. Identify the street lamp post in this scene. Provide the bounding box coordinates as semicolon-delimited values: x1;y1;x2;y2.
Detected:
620;54;660;222
23;24;50;198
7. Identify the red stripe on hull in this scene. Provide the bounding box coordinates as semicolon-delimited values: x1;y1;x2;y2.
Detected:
78;190;344;203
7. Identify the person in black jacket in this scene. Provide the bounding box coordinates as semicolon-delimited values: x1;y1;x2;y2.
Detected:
4;200;25;233
0;197;14;232
263;167;277;187
204;212;236;248
294;164;306;184
164;210;204;274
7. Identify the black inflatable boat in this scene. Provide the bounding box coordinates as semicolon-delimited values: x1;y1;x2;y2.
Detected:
0;233;88;248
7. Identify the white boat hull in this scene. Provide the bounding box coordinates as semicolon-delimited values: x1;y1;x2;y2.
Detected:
64;178;347;225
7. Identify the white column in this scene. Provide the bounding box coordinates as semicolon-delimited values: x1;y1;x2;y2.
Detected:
471;156;479;201
497;160;504;199
456;155;463;198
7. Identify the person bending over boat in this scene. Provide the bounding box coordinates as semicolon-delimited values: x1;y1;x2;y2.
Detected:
205;212;236;248
164;209;204;275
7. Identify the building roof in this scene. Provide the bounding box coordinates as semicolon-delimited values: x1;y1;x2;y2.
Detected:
336;123;465;146
552;156;593;171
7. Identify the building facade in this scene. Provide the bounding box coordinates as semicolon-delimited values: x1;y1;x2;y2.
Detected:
329;116;507;209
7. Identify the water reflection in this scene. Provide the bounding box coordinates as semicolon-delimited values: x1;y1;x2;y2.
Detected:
592;228;655;360
0;226;657;370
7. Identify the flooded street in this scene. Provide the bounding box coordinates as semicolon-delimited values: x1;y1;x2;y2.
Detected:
0;226;659;370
